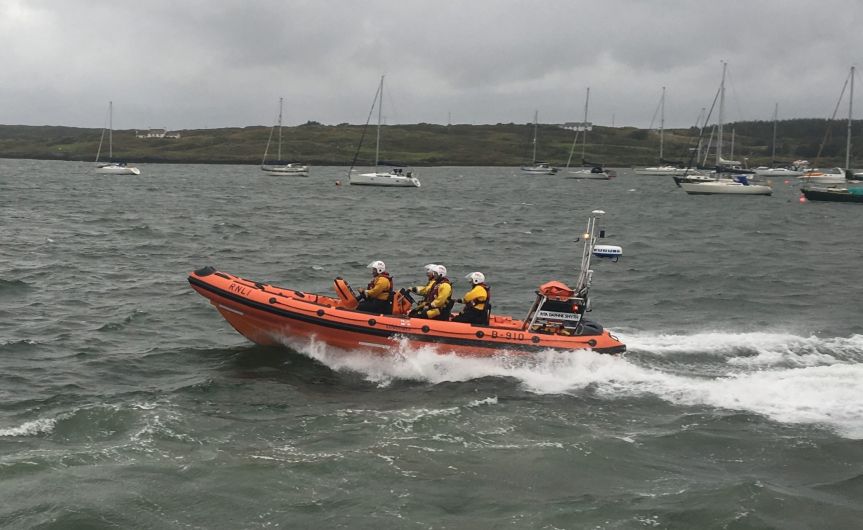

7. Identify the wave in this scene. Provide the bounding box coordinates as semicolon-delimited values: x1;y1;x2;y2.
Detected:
0;418;56;437
96;309;149;332
0;338;40;354
622;331;863;366
0;400;193;447
285;332;863;439
114;224;160;237
0;278;31;294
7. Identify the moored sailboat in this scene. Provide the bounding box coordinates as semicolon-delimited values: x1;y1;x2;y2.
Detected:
521;111;558;174
94;101;140;175
752;104;806;177
679;62;771;196
261;97;309;177
348;76;420;187
567;88;614;180
801;66;857;191
634;87;692;176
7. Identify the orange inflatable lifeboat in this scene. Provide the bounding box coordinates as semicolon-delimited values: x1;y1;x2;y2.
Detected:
188;210;625;357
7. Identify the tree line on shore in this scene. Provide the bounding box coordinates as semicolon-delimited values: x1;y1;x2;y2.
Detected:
0;119;859;167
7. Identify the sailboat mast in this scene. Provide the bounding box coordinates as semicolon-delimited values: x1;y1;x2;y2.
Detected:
730;128;735;161
108;100;113;161
846;66;854;170
702;125;716;167
532;110;538;164
659;86;666;160
717;61;726;166
581;87;590;162
771;103;778;166
277;97;283;162
375;75;384;169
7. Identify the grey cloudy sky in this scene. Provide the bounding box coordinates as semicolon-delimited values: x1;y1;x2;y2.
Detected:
2;0;861;130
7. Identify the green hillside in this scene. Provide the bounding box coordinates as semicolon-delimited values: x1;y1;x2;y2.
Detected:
0;119;860;167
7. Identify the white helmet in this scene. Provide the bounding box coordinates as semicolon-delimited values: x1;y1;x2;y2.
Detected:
465;271;485;285
433;264;447;278
367;260;386;274
424;263;437;275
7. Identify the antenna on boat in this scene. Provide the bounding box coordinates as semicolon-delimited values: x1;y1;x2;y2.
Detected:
575;209;622;296
575;210;601;296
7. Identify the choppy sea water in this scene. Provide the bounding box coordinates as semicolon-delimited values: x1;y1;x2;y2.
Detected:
1;159;862;529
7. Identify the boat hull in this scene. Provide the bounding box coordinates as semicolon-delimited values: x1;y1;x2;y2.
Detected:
520;165;558;175
801;186;863;203
188;268;625;357
351;172;421;187
569;170;611;180
261;164;309;177
680;181;772;195
752;167;804;177
95;164;140;175
799;168;846;185
633;166;691;176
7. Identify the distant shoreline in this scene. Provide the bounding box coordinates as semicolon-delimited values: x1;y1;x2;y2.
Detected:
1;119;858;167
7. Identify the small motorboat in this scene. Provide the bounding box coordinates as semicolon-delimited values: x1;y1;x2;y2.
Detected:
801;185;863;203
798;167;847;185
188;211;625;357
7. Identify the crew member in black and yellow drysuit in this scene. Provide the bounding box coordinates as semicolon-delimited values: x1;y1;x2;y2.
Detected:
452;271;490;325
356;260;394;314
408;264;453;320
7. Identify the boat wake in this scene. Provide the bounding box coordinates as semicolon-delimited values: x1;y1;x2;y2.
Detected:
623;331;863;366
287;332;863;439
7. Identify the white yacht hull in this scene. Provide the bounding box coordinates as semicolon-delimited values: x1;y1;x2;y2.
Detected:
569;169;610;180
261;164;309;177
799;169;846;185
95;164;141;175
633;166;691;176
520;166;557;175
752;167;804;177
350;171;421;187
680;181;772;195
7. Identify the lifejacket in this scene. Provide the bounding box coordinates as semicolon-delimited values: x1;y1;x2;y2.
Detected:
427;277;455;313
365;272;394;301
464;283;490;311
480;284;491;321
416;278;436;299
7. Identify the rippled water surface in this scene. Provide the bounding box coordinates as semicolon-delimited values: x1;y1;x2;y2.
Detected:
2;159;862;528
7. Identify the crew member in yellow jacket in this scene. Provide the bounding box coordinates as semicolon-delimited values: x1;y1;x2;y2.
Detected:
452;272;490;325
409;264;438;299
356;260;394;314
409;264;453;320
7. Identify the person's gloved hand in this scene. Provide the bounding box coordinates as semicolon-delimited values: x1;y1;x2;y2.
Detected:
455;298;464;304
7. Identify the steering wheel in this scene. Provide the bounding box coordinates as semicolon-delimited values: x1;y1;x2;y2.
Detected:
345;280;364;300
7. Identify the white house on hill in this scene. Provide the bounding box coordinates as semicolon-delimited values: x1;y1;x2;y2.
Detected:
136;128;181;139
559;122;593;132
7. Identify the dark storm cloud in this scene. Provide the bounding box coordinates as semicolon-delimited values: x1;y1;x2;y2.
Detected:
1;0;861;129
